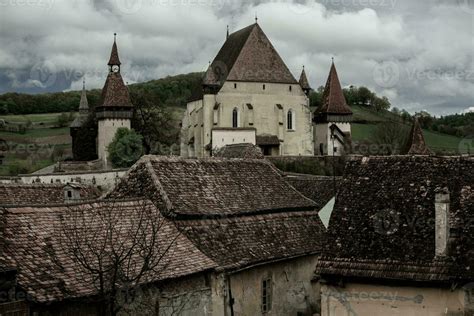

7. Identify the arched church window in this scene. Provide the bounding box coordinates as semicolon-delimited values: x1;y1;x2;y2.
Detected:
232;108;239;128
287;110;295;130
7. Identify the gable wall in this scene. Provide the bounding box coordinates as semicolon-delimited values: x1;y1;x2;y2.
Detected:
182;81;314;157
320;282;468;316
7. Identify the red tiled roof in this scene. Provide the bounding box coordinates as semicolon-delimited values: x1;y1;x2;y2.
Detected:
210;23;297;85
99;72;133;108
315;62;352;115
299;67;311;90
403;118;434;155
0;183;100;206
107;40;121;66
0;200;216;302
176;211;325;270
109;156;318;218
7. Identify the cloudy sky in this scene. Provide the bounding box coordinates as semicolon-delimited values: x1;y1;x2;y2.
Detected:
0;0;473;115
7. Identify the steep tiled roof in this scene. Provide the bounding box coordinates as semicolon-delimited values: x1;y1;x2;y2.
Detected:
314;62;352;116
98;72;133;108
176;211;325;270
108;156;317;217
403;118;433;155
316;156;474;283
213;143;264;159
210;23;297;85
0;200;216;303
284;174;340;210
107;39;121;66
70;83;90;128
202;63;220;86
0;183;100;206
299;67;311;90
256;134;280;146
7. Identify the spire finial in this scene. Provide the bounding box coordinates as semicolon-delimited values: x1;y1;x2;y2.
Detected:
331;57;334;63
114;33;117;42
303;65;305;70
226;25;229;39
82;77;85;90
255;13;258;23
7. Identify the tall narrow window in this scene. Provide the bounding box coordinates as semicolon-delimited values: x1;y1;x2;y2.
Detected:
232;108;239;128
262;277;272;313
287;110;295;130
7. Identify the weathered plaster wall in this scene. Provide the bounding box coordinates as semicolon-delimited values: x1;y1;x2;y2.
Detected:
182;81;314;157
97;118;131;165
17;169;127;190
321;282;467;316
229;255;320;316
211;129;256;151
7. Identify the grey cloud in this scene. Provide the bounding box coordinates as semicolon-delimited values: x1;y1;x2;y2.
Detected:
0;0;472;115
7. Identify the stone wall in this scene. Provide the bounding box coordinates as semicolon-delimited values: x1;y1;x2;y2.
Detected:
229;255;320;316
320;282;466;316
16;169;127;191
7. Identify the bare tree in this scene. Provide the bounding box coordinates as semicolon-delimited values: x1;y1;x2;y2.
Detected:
371;122;410;155
57;200;181;316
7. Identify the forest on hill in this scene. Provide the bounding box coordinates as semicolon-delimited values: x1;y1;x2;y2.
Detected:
0;72;472;139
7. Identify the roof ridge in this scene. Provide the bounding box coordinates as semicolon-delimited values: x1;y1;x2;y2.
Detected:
145;160;174;213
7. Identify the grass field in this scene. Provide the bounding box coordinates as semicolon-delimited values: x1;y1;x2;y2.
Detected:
0;114;72;175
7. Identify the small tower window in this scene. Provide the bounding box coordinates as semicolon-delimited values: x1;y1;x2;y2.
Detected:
234;83;237;89
287;110;295;130
263;84;266;90
232;108;239;128
261;277;272;313
289;85;292;92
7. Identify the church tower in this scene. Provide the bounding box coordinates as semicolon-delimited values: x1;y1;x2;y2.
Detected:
313;61;353;156
96;34;134;167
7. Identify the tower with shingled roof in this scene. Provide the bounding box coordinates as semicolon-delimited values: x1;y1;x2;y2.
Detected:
96;34;134;167
314;60;353;156
181;22;314;158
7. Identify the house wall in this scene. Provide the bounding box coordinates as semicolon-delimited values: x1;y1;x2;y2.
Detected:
229;255;320;316
97;118;131;166
181;81;314;157
211;129;256;151
314;122;351;156
320;282;468;316
17;169;127;191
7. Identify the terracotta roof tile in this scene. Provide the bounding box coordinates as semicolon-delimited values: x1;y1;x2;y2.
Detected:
299;67;311;90
0;200;216;303
176;211;325;270
316;156;474;283
213;144;264;159
403;118;434;155
98;72;133;108
315;62;352;116
0;184;100;206
107;40;121;66
108;156;317;217
210;23;297;85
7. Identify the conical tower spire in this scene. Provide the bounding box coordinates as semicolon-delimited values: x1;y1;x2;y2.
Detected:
403;117;433;155
79;78;89;114
299;65;311;94
314;60;352;120
108;33;121;67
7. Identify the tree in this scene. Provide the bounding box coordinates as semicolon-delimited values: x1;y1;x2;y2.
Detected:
130;91;179;155
57;200;181;316
55;112;70;128
371;122;410;155
108;128;144;168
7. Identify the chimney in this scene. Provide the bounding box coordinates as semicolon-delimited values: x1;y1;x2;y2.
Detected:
435;187;450;256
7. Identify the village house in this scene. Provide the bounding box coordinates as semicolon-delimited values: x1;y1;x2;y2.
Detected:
314;155;474;315
0;156;328;315
108;155;327;315
180;22;315;157
0;199;217;315
0;183;100;205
